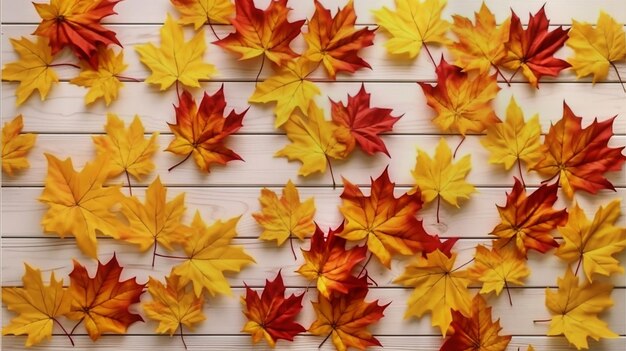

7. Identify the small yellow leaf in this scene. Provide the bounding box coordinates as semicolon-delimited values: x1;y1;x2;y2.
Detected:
171;0;234;30
1;115;37;176
468;244;530;296
70;46;127;106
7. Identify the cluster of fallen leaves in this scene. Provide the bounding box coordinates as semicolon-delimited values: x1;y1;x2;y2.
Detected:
2;0;626;351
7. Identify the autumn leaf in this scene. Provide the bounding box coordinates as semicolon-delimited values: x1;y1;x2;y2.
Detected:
440;294;511;351
338;167;440;268
249;58;321;127
309;276;387;351
419;58;500;135
303;0;375;78
135;14;216;90
373;0;451;60
567;11;626;88
530;102;626;198
143;272;205;348
92;114;158;187
468;244;530;302
394;249;472;336
275;102;348;181
491;178;568;255
172;212;255;297
166;87;246;172
68;254;145;340
448;3;510;75
214;0;304;66
1;36;59;105
481;97;542;178
501;6;570;88
242;271;305;347
296;223;367;298
330;84;401;156
70;46;127;106
171;0;234;30
2;264;72;347
33;0;121;67
1;115;37;176
556;200;626;282
38;154;124;258
544;268;618;349
119;177;190;265
252;180;316;250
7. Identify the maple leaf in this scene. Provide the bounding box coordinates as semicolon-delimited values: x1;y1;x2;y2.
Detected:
1;36;59;105
33;0;121;67
172;212;255;297
214;0;305;66
303;0;375;79
296;223;367;298
2;264;72;347
481;97;542;176
38;154;124;258
412;137;475;214
394;249;472;336
448;3;510;75
119;177;190;264
530;102;626;198
171;0;234;30
556;200;626;282
440;294;511;351
338;167;440;268
92;114;158;186
252;180;316;248
242;271;305;347
373;0;451;59
545;268;618;349
468;244;530;302
166;87;245;173
70;46;127;106
1;115;37;176
143;272;205;348
419;58;500;135
567;11;626;88
309;276;387;351
135;14;216;91
67;254;145;340
491;178;568;255
275;102;348;180
249;58;321;127
501;7;570;88
330;84;401;156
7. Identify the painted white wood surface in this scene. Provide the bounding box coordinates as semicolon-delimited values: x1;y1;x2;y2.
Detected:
2;0;625;350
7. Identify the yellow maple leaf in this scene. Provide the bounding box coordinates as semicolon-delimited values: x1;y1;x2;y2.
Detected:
2;36;59;105
567;12;626;85
38;154;124;258
2;264;72;347
275;102;348;179
468;244;530;299
394;249;472;335
556;200;626;283
171;0;234;30
2;115;37;176
249;58;321;127
545;268;618;349
373;0;451;59
143;272;205;342
70;46;127;106
172;212;255;297
135;14;216;90
252;180;316;246
92;113;158;185
481;97;542;171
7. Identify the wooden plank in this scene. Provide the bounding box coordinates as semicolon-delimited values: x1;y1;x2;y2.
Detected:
3;82;626;135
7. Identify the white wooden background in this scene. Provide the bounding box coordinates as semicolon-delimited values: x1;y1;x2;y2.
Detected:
2;0;626;350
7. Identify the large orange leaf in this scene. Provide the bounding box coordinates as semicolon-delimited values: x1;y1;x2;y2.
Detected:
214;0;305;66
67;254;145;340
531;102;625;198
242;271;305;347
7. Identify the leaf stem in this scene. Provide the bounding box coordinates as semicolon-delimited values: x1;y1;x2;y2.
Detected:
289;234;297;261
436;195;441;224
533;318;552;323
319;332;332;349
115;75;142;82
151;239;158;267
358;253;373;277
492;63;511;87
504;279;513;306
179;323;188;350
453;136;466;159
48;63;81;69
517;158;526;189
610;62;626;93
574;257;582;277
509;66;521;82
451;257;475;273
168;152;193;172
422;43;437;69
154;252;188;260
175;80;181;104
207;19;221;40
69;317;84;336
325;155;336;190
125;170;133;196
52;317;74;347
255;55;266;86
